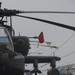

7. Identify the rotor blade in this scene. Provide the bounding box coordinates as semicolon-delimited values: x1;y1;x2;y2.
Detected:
24;56;61;63
31;44;58;48
1;9;75;16
28;52;42;54
16;15;75;31
22;11;75;14
30;41;52;44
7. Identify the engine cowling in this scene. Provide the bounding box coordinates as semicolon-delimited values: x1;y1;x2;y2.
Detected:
12;36;30;56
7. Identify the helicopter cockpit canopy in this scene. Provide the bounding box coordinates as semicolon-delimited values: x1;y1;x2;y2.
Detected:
0;27;14;51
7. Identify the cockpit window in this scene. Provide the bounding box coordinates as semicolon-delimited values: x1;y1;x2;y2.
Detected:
0;27;14;51
0;28;10;44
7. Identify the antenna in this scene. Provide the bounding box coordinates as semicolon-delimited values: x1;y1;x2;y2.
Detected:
0;2;2;9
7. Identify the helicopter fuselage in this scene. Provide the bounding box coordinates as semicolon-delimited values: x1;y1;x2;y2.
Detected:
0;26;25;75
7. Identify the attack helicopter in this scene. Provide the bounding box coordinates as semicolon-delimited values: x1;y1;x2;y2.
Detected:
0;2;75;75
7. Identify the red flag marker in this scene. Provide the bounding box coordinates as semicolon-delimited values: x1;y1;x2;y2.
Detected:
37;32;44;48
38;32;44;43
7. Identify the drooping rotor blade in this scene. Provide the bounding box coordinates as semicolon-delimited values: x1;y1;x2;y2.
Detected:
28;52;42;55
24;56;61;63
30;41;52;44
16;15;75;31
31;44;58;49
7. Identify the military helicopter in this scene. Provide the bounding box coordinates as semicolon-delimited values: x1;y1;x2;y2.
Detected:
0;2;75;75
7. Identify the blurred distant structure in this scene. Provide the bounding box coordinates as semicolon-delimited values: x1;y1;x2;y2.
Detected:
57;64;75;75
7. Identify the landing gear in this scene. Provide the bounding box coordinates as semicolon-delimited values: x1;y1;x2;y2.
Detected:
47;59;60;75
31;59;42;75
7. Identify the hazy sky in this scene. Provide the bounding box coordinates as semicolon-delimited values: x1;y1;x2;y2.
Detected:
1;0;75;74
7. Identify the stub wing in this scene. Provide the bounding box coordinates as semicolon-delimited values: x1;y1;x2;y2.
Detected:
24;56;61;63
